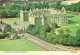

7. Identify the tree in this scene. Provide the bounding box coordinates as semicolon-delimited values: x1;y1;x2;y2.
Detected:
51;23;58;33
1;0;11;2
59;30;64;34
57;34;69;45
46;32;55;43
65;29;71;34
43;2;49;8
27;24;35;33
40;31;47;39
6;4;19;10
51;23;58;29
76;28;80;34
75;34;80;46
51;1;62;9
76;4;80;12
25;5;30;10
31;26;40;35
65;5;70;11
75;28;80;46
20;5;26;10
53;35;60;44
40;25;51;32
30;3;37;9
0;10;7;18
5;9;19;18
67;36;78;46
70;4;76;12
0;5;5;9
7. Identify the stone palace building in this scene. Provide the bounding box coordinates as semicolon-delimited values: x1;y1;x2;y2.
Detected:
20;7;68;26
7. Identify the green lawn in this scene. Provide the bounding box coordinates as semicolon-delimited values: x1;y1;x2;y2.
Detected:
0;39;45;51
70;15;80;24
67;11;80;24
2;18;20;21
59;26;80;36
58;11;80;36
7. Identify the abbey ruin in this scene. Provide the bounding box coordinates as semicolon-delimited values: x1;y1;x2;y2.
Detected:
20;7;68;26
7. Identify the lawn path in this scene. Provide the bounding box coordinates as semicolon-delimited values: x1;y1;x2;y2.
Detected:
55;23;79;35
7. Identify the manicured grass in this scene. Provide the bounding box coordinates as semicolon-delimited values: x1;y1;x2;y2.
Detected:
62;24;75;26
59;26;80;36
67;11;80;24
2;18;20;21
59;11;80;36
67;12;76;17
0;39;45;51
70;15;80;24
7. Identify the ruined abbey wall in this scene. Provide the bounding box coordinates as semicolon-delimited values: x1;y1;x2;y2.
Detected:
29;14;35;24
20;10;29;21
